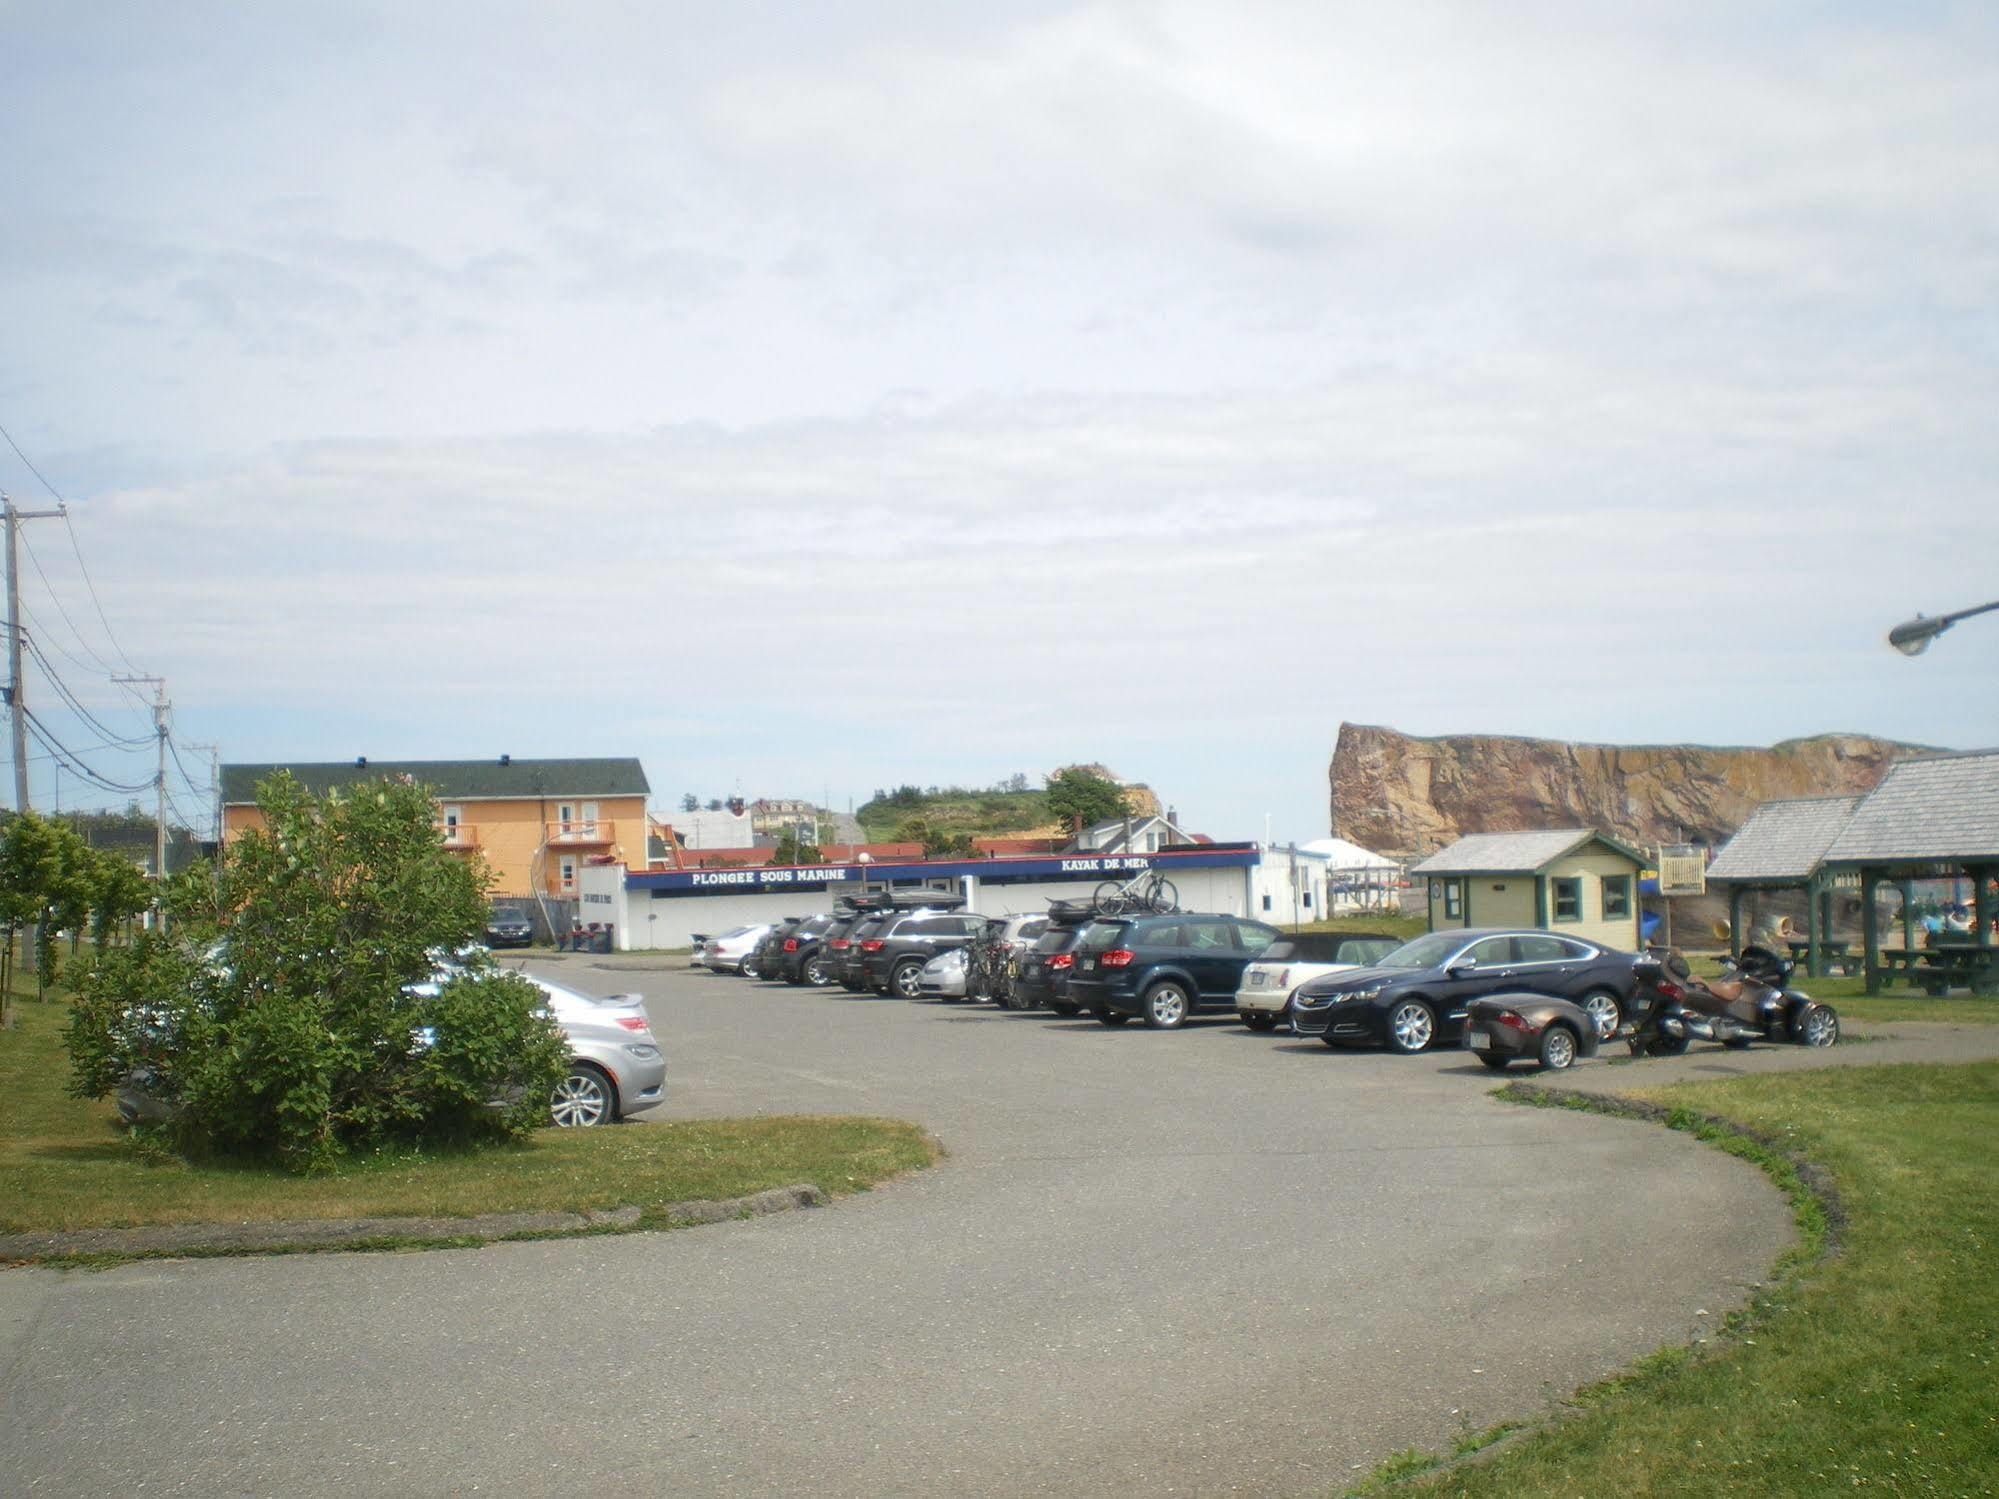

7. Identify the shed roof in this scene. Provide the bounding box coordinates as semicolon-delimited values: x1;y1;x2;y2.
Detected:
1296;836;1399;870
222;757;649;806
1821;749;1999;865
1408;828;1645;876
1705;796;1861;883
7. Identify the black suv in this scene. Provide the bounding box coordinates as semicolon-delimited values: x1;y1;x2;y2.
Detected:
835;913;889;991
1066;912;1283;1029
744;917;807;981
773;914;843;986
860;909;987;998
1015;903;1099;1015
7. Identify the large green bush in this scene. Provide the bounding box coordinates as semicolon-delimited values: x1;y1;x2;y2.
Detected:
64;773;568;1172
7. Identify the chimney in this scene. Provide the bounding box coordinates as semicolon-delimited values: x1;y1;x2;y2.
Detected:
355;756;367;768
499;753;512;766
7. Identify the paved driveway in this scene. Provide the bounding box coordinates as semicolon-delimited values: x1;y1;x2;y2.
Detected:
1;960;1800;1497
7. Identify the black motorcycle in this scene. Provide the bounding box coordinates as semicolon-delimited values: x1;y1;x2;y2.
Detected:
1626;946;1840;1057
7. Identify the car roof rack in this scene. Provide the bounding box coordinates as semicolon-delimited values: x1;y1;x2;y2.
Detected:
1044;898;1100;926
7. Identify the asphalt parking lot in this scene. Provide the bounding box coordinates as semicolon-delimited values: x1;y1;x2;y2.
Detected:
1;959;1797;1498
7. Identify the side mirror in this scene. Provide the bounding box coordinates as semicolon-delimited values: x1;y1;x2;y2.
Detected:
1445;960;1475;978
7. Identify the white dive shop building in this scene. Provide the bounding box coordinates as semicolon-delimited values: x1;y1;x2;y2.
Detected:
578;844;1267;950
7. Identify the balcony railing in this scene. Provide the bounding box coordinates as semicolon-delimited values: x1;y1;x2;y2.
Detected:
439;822;479;850
546;820;617;846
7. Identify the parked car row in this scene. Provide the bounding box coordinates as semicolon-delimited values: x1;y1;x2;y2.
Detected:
696;893;1660;1072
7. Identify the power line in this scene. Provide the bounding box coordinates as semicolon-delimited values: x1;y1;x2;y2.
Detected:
21;708;155;794
1;419;145;681
17;528;120;678
20;632;155;751
0;419;67;505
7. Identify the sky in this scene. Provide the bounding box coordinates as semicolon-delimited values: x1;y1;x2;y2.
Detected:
1;0;1994;844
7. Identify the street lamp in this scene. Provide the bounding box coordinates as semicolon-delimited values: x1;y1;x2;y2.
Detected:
1888;599;1999;657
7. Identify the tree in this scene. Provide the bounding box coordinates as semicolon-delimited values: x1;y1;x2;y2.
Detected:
771;831;824;866
85;850;153;950
679;793;700;813
64;773;568;1172
706;798;723;812
1045;767;1129;829
895;816;972;859
0;812;94;1010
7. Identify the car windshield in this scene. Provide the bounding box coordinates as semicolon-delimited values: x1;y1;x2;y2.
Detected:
1375;932;1472;969
1030;928;1075;954
489;908;528;923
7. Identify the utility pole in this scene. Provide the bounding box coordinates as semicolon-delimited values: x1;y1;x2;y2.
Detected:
113;674;167;914
4;491;68;812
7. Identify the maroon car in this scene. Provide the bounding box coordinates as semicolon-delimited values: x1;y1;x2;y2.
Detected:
1462;992;1602;1071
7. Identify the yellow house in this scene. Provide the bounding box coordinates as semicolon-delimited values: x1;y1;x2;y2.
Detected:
221;756;651;899
1408;829;1646;951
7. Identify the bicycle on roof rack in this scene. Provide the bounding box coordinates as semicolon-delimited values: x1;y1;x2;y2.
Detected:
1091;866;1178;917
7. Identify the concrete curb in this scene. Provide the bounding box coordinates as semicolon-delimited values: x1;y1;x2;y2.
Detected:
0;1182;828;1264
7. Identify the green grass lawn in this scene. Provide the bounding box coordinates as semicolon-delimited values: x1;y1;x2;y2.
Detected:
1287;912;1429;941
0;994;936;1236
1349;1061;1999;1496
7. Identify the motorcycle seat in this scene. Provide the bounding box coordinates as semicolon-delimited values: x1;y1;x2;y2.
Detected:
1705;979;1750;1002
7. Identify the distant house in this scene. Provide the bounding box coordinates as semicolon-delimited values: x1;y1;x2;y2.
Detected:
1408;829;1646;950
221;756;650;899
1068;813;1196;857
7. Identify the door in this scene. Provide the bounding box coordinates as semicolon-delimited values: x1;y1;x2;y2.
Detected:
557;803;576;835
1179;918;1239;1000
1437;934;1518;1028
580;801;599;837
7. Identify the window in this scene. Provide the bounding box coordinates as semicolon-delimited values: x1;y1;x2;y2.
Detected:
1141;922;1184;947
1514;934;1569;963
559;856;577;892
1551;876;1582;922
1233;921;1282;950
1182;919;1233;950
1601;874;1632;919
1441;880;1463;921
1261;893;1273;911
1464;936;1514;967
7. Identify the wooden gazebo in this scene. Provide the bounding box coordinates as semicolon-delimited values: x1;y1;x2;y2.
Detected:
1704;795;1862;978
1818;749;1999;996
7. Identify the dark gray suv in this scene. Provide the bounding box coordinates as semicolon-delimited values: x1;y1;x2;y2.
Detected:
1065;912;1284;1029
860;910;989;998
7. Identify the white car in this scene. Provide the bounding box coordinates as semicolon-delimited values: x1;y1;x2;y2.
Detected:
701;924;772;974
1234;932;1403;1032
917;945;970;1001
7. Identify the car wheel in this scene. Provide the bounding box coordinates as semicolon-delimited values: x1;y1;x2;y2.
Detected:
1048;1001;1080;1016
1477;1053;1513;1070
1796;1005;1840;1047
1142;981;1191;1030
1384;999;1436;1054
1644;1031;1691;1057
1094;1008;1131;1027
1537;1025;1579;1071
1579;990;1621;1039
803;956;834;987
891;961;925;1000
741;956;762;980
550;1062;615;1128
1241;1012;1278;1032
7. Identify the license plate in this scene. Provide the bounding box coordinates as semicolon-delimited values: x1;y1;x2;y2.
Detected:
1079;958;1095;971
1468;1031;1491;1050
1248;973;1266;987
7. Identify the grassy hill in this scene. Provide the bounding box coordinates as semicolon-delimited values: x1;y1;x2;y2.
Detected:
855;786;1052;843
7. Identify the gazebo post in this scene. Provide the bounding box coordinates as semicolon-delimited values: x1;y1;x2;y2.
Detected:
1804;872;1822;978
1862;868;1881;996
1901;877;1918;953
1976;864;1995;996
1727;885;1745;957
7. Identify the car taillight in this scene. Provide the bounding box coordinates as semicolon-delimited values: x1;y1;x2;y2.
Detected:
1049;953;1073;970
830;939;850;950
861;939;885;952
1658;980;1685;1001
1276;968;1291;986
1495;1010;1533;1033
783;938;799;952
615;1015;650;1032
1100;949;1135;968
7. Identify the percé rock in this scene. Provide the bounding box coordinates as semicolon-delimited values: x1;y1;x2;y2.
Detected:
1330;723;1928;861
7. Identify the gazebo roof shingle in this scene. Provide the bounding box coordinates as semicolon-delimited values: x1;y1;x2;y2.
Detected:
1822;749;1999;864
1706;796;1861;883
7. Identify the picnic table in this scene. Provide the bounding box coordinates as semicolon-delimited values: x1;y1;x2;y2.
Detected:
1786;940;1861;976
1877;945;1999;996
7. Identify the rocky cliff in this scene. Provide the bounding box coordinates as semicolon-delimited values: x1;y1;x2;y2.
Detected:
1330;723;1926;860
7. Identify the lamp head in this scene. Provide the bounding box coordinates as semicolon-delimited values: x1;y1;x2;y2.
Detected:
1889;615;1946;657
